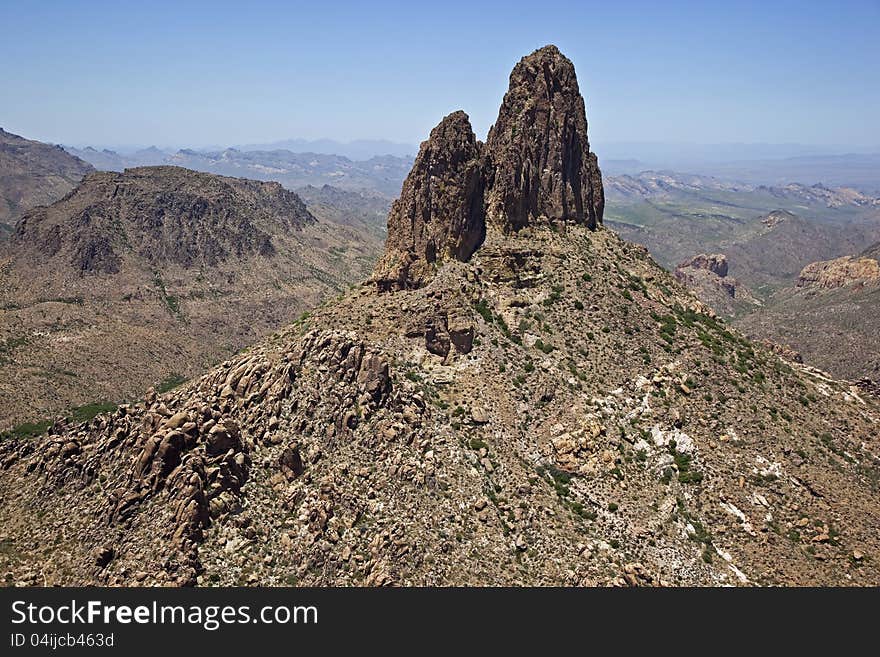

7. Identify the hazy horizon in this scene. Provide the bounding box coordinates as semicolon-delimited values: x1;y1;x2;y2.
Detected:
46;139;880;174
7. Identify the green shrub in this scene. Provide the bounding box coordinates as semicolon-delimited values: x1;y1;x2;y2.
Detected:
474;299;493;323
1;419;52;441
156;373;187;394
69;402;117;424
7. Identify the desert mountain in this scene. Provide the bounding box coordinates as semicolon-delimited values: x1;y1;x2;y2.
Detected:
736;243;880;381
294;184;390;237
607;169;880;293
606;171;880;209
721;210;880;294
0;128;94;232
0;166;383;428
1;46;878;588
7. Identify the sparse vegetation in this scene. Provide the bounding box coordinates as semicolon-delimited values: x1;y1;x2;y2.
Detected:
156;373;187;394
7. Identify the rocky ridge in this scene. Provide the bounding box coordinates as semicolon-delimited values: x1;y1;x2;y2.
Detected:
736;243;880;381
796;256;880;289
0;128;94;227
13;166;316;274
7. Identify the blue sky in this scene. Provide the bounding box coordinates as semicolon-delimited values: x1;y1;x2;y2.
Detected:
1;0;877;150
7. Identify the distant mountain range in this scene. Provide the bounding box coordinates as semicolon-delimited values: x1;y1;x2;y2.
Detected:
596;145;880;193
235;137;417;159
64;146;413;197
606;170;880;209
682;154;880;194
64;139;880;192
606;171;880;280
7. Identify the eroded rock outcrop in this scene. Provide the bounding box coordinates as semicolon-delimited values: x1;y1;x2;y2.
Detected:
372;112;486;291
680;253;729;278
674;253;741;298
796;256;880;289
374;45;604;290
674;253;758;317
485;45;604;232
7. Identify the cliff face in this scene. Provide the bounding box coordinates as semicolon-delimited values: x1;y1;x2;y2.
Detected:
673;253;759;318
374;45;604;290
373;112;486;291
485;45;604;232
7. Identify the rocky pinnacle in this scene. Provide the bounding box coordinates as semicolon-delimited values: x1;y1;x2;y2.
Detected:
485;45;604;232
372;111;486;291
373;45;604;291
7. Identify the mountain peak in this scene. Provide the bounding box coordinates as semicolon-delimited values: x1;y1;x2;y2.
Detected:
374;46;603;291
13;165;315;273
485;44;604;231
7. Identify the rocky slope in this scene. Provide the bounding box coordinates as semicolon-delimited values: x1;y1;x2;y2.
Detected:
1;46;878;588
796;256;880;289
736;245;880;381
294;184;390;237
0;166;383;428
0;128;94;228
720;210;880;295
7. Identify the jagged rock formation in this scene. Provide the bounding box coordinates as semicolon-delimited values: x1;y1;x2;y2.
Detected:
0;166;384;427
796;255;880;289
1;47;879;588
674;253;758;317
682;253;729;278
760;209;796;229
373;112;486;290
485;45;604;232
373;45;604;290
0;128;94;227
